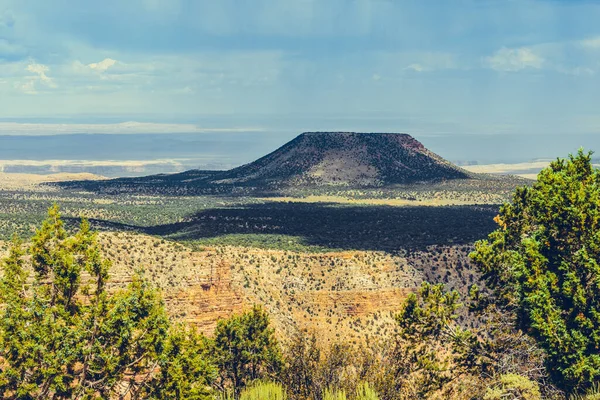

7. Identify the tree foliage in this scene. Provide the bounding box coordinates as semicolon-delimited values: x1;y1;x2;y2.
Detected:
146;323;217;399
0;205;215;399
471;150;600;391
213;305;283;393
392;282;481;399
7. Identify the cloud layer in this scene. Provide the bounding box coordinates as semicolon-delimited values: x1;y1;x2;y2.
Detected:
2;0;600;135
485;47;544;72
0;122;263;135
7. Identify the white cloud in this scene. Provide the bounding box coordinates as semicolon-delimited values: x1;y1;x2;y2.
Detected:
0;121;264;135
485;47;544;72
374;51;459;75
412;53;456;72
27;63;49;77
17;80;36;94
17;62;57;94
580;36;600;50
87;58;117;72
405;63;425;72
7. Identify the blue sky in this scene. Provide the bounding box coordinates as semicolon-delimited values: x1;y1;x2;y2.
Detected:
2;0;600;137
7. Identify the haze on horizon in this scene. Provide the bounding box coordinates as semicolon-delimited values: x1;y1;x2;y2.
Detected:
2;0;600;167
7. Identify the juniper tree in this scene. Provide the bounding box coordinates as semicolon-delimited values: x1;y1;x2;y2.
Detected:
213;305;283;394
0;205;215;399
471;150;600;391
393;282;478;398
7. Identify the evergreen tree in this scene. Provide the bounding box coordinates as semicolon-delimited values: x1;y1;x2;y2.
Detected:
0;205;215;399
471;150;600;391
214;305;283;394
146;324;217;399
393;282;479;398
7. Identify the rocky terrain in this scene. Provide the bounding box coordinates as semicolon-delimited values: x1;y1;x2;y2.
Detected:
102;234;482;345
0;232;479;346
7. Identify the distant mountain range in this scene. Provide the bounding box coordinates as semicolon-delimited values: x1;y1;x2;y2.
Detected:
56;132;479;194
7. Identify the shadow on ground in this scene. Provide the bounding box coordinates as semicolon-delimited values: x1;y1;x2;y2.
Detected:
99;202;501;252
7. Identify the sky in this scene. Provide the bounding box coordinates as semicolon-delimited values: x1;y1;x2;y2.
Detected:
2;0;600;145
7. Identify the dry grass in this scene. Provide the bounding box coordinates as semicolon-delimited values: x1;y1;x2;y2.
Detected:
262;195;490;207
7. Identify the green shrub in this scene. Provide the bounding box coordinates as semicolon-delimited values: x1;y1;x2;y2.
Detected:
323;388;347;400
570;383;600;400
239;381;287;400
216;391;235;400
355;382;379;400
483;374;541;400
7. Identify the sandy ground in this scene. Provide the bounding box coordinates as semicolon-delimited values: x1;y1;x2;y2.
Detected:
463;161;600;179
462;161;551;178
0;172;105;190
